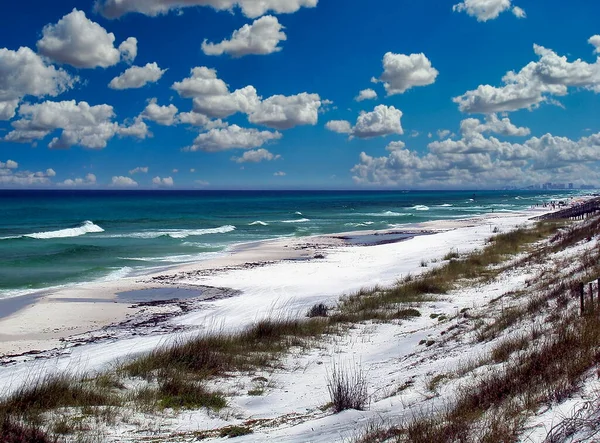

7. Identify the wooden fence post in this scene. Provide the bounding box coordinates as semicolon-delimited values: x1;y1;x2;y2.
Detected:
597;278;600;312
580;282;585;316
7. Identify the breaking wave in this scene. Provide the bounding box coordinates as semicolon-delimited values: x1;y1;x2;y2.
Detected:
363;211;410;217
105;225;236;239
281;218;311;223
1;221;105;240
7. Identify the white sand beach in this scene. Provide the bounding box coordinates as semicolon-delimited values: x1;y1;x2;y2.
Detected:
5;204;598;442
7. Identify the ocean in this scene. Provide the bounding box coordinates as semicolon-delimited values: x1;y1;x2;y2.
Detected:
0;189;581;298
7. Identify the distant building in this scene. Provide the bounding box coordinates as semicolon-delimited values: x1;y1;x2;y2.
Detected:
568;183;574;189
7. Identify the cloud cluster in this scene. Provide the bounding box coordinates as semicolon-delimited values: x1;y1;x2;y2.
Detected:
0;159;56;186
185;124;282;152
37;9;136;68
129;166;149;174
453;0;525;22
172;67;260;118
173;67;321;129
455;39;600;113
60;173;97;187
152;176;174;186
231;148;281;163
326;105;403;139
202;16;286;57
4;100;148;149
0;47;75;120
111;176;138;187
109;63;166;90
96;0;318;19
352;115;600;187
374;52;438;95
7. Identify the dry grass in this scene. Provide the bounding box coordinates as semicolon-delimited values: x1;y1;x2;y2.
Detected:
307;302;329;318
327;363;369;413
124;317;331;380
0;416;58;443
156;372;226;410
0;373;117;419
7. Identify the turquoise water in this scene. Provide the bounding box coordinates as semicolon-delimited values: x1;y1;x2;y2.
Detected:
0;189;581;297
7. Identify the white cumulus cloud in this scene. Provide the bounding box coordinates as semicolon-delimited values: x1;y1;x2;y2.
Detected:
96;0;318;19
118;117;152;139
5;100;148;149
0;160;57;187
326;120;353;134
37;9;135;68
202;16;286;57
185;124;282;152
512;6;526;18
60;173;97;187
111;176;138;187
375;52;438;95
454;40;600;114
172;67;260;118
351;116;600;188
327;105;403;139
141;99;178;125
232;148;281;163
589;35;600;54
176;111;225;129
1;160;18;169
0;47;75;120
119;37;138;63
152;176;174;186
355;89;378;102
453;0;522;22
173;67;320;128
248;92;321;129
129;166;149;175
109;62;166;89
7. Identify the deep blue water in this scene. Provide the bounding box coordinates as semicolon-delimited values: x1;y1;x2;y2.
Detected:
0;189;580;297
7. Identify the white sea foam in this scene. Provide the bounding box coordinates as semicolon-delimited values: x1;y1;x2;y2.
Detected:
281;218;311;223
99;266;134;282
363;211;410;217
411;205;430;211
249;221;269;226
437;204;453;207
120;252;222;264
345;221;376;227
295;212;303;215
3;221;106;240
105;225;236;239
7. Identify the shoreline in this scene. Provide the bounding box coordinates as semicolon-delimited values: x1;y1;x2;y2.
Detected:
0;207;552;360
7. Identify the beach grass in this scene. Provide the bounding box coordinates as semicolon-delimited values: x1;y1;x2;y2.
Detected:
0;373;118;419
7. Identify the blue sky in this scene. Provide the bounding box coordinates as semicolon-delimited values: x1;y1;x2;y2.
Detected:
1;0;600;189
